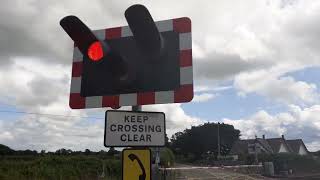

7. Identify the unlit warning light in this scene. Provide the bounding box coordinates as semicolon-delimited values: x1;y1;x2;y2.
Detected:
87;41;104;61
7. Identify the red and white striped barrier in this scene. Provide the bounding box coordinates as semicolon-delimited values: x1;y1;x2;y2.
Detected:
159;165;263;171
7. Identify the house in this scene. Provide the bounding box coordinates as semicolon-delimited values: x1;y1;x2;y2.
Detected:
229;135;309;156
266;135;293;153
229;137;273;155
286;139;309;155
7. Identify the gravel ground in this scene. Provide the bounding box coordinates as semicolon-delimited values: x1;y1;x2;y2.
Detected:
159;164;274;180
173;168;271;180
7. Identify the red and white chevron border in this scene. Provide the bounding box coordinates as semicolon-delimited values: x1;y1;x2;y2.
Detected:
69;17;193;109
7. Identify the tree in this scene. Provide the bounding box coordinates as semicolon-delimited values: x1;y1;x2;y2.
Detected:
313;150;320;157
84;149;91;155
170;122;240;159
0;144;14;155
165;134;170;147
107;147;117;156
20;149;37;155
55;148;70;155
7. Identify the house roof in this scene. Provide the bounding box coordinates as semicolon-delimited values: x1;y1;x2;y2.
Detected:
229;138;274;155
229;139;253;155
286;139;309;154
266;138;282;152
266;138;293;153
256;138;273;153
229;136;310;155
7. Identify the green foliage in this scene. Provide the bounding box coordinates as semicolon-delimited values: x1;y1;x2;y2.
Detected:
313;150;320;157
0;144;14;155
170;122;240;159
160;148;175;167
107;147;118;156
0;155;121;180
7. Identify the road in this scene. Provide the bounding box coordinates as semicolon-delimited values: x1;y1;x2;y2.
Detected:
158;164;273;180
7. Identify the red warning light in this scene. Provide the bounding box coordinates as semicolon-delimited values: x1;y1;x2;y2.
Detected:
87;41;104;61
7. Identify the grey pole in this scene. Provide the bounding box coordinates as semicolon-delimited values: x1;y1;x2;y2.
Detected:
132;105;142;111
217;122;221;158
132;105;160;179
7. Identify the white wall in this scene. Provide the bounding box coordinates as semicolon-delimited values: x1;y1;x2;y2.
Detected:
298;145;308;155
279;143;289;153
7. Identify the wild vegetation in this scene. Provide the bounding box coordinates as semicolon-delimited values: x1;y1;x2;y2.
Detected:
0;144;177;179
0;145;121;180
0;155;121;180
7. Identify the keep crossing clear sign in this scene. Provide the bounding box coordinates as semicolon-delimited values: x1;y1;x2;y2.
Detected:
104;110;165;147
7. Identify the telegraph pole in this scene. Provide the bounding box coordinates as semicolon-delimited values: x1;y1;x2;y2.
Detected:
217;122;221;158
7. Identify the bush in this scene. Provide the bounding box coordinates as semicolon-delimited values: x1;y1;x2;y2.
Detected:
237;154;256;165
160;148;175;167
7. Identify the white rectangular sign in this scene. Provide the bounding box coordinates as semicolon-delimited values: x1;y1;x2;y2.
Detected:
104;110;165;147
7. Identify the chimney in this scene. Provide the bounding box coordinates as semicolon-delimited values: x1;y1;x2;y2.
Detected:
281;135;284;139
262;135;265;139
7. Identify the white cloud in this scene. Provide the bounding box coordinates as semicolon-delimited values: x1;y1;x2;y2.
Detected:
143;104;204;137
0;103;204;151
195;85;232;93
193;42;206;59
223;105;320;151
197;0;320;83
193;93;216;103
0;114;105;151
194;86;211;93
0;57;70;110
234;67;319;106
306;141;320;153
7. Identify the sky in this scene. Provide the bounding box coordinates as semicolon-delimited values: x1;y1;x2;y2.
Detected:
1;0;320;152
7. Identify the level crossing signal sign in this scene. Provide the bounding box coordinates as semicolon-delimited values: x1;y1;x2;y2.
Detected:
60;5;193;109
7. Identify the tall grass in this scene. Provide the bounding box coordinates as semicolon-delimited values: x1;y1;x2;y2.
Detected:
0;155;121;180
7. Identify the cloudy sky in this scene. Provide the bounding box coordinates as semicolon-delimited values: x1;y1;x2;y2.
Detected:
1;0;320;152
